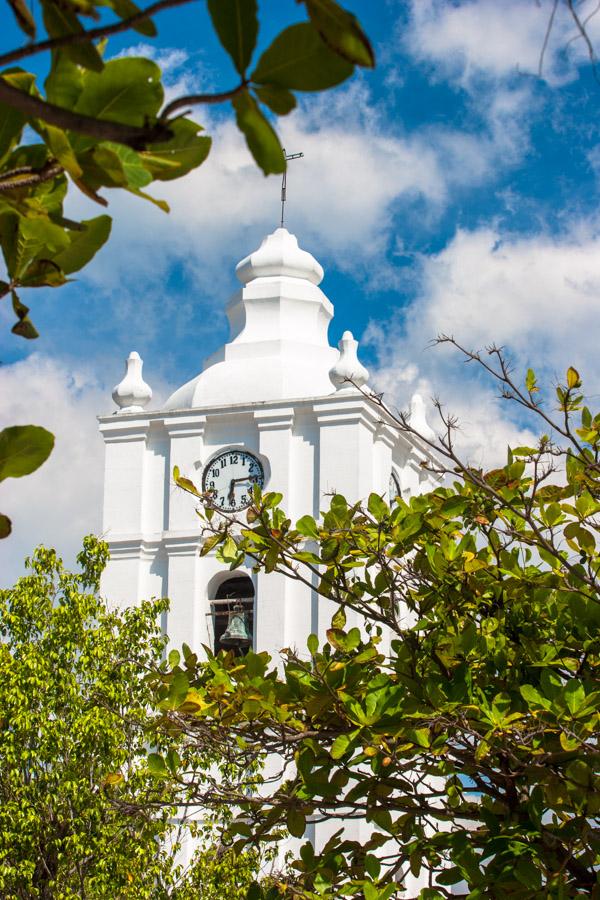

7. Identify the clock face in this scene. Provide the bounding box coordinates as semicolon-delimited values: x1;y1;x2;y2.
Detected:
202;450;264;512
389;471;401;506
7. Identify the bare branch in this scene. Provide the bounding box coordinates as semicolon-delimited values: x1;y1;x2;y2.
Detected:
539;0;560;76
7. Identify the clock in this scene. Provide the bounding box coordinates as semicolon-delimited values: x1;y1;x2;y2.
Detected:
202;450;264;512
389;470;401;506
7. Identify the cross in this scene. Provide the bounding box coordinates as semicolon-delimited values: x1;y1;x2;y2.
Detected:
280;148;304;228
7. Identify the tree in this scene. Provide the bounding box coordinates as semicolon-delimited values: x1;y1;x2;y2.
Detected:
0;535;274;897
0;0;373;537
149;345;600;898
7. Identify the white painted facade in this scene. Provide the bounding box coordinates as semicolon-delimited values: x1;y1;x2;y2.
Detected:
98;228;437;882
99;226;435;656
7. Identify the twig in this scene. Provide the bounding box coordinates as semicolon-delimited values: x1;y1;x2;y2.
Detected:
0;159;63;192
160;82;247;119
538;0;559;76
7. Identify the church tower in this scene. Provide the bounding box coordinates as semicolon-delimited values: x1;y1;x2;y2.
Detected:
98;226;435;659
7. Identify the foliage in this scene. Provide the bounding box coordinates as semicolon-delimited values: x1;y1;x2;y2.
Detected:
0;0;373;534
0;0;373;341
160;346;600;898
0;536;256;897
0;536;175;896
0;424;54;537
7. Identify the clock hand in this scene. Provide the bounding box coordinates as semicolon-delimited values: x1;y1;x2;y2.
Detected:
227;479;235;504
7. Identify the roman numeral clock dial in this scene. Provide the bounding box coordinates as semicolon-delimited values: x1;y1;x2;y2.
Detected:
202;450;265;512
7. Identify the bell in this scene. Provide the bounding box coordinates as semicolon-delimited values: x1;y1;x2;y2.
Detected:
220;603;252;647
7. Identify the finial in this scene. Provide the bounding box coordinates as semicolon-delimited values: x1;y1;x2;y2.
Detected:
409;393;434;440
329;330;369;392
112;351;152;414
280;149;304;228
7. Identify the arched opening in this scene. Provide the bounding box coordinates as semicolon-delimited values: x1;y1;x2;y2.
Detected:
212;574;255;655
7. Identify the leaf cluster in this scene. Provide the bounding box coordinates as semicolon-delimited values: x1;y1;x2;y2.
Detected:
1;0;373;339
156;360;600;898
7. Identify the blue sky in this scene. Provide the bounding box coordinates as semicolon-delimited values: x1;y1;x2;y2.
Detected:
2;0;600;581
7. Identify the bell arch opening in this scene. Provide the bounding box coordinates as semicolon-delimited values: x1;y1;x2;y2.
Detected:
211;574;255;655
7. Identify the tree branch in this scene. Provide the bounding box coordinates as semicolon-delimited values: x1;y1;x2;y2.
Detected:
0;0;197;69
0;159;63;192
160;82;247;119
0;78;171;148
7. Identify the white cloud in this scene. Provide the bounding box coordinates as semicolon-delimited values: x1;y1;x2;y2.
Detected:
67;73;532;304
366;220;600;464
406;0;600;87
0;356;108;587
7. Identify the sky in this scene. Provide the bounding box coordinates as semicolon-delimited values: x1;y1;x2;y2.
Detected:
2;0;600;583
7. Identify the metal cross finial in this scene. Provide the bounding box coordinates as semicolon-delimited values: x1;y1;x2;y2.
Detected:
280;148;304;228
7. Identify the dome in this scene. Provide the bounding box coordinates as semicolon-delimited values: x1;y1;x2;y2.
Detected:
163;228;336;410
235;227;324;286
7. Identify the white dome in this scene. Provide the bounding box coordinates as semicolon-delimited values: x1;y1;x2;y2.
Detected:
235;227;323;286
163;228;336;410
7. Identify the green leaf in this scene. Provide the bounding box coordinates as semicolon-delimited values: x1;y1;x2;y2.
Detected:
246;883;263;900
0;513;12;539
167;669;189;708
254;84;297;116
92;143;153;189
7;0;36;37
207;0;258;75
307;633;318;655
53;215;111;275
331;606;346;629
296;515;319;539
42;0;104;72
525;368;538;393
0;71;35;162
304;0;374;67
147;752;168;777
140;118;211;181
251;22;353;91
45;51;84;108
13;216;70;279
18;259;68;289
232;90;285;175
564;680;585;715
33;122;83;179
330;732;353;759
73;58;163;130
110;0;157;37
367;492;389;522
0;425;54;482
286;806;306;838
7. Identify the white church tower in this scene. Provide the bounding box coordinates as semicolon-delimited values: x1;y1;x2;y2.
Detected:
98;226;435;660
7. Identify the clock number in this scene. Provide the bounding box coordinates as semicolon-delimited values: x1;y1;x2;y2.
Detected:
220;458;226;469
231;453;238;464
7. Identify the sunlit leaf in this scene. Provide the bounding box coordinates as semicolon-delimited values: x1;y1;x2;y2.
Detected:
0;425;54;481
